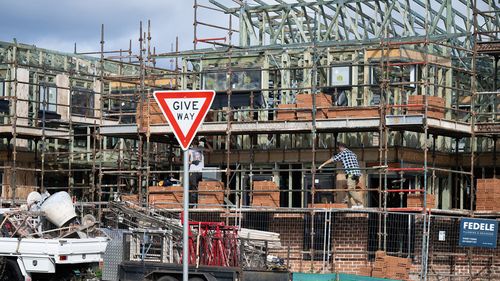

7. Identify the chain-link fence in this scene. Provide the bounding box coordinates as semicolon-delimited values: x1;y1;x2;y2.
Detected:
187;209;499;280
426;215;500;280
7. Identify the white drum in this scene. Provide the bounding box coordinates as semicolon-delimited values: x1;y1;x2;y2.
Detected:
40;191;77;227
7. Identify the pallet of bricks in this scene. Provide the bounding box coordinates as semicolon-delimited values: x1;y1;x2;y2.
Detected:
276;103;296;121
307;203;348;209
407;95;445;119
137;97;215;127
252;181;280;208
407;193;436;208
148;185;183;209
1;185;38;200
197;181;224;209
276;93;331;121
136;98;165;128
121;194;140;208
372;251;411;281
276;93;379;120
296;93;330;120
476;178;500;211
326;105;379;118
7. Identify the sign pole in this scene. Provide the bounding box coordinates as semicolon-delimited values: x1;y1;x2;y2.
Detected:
183;149;189;281
152;90;215;281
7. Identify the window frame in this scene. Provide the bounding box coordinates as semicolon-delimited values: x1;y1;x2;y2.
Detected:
0;78;5;97
39;82;58;112
71;86;95;117
202;68;262;91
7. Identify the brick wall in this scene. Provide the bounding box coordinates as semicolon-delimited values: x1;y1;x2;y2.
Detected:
267;213;371;274
269;216;305;271
331;213;370;274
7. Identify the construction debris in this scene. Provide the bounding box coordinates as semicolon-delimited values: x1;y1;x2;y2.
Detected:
109;200;284;270
0;191;101;239
371;251;411;281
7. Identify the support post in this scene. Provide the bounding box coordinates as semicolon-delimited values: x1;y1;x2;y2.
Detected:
183;149;189;281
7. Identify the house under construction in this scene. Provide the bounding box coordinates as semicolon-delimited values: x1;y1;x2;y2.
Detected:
0;0;499;280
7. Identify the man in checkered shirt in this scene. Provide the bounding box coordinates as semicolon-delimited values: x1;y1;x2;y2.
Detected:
318;143;364;208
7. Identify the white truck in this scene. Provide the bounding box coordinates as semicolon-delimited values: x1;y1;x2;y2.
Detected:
0;235;108;281
0;191;109;281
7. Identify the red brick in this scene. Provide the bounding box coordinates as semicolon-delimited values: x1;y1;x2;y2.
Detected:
276;104;297;121
252;181;280;208
327;106;379;118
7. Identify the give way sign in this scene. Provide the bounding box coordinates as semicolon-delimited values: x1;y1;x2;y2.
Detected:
153;90;216;150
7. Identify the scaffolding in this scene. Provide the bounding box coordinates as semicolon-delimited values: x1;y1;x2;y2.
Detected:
0;0;499;280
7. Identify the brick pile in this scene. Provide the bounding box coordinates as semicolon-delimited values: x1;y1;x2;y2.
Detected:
276;103;296;121
407;193;436;208
1;185;37;200
252;180;280;208
307;203;348;209
136;98;165;128
372;251;411;280
358;266;372;277
326;106;379;118
407;95;445;119
476;178;500;211
197;181;225;209
276;94;381;121
121;194;139;204
296;93;331;120
148;185;183;209
136;97;214;127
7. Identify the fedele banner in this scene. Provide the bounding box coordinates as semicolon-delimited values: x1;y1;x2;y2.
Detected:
459;218;498;248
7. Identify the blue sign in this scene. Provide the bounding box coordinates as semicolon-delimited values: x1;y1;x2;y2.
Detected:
459;218;498;248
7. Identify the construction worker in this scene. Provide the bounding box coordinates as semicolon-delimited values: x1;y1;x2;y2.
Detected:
159;175;179;187
317;142;364;208
188;137;212;206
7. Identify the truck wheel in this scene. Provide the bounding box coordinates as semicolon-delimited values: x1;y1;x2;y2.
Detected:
158;276;179;281
0;259;23;281
0;257;6;278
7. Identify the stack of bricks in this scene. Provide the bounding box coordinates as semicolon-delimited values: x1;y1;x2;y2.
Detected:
136;98;165;128
276;103;296;121
148;185;183;209
372;251;410;280
1;185;38;200
307;203;348;209
315;93;332;118
326;106;379;118
252;181;280;208
197;181;224;209
295;93;331;120
121;194;139;204
476;178;500;211
120;194;140;209
407;95;445;119
136;97;214;127
276;94;380;121
407;193;436;208
358;266;373;277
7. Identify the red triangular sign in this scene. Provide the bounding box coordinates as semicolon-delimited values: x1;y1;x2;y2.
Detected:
153;90;216;150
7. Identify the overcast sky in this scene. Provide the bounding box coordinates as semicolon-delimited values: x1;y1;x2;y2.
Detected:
0;1;232;57
1;0;491;58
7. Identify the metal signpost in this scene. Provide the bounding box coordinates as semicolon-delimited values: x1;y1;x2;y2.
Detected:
153;90;216;281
